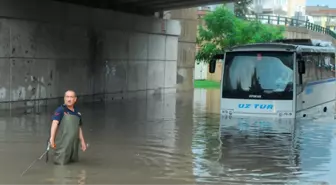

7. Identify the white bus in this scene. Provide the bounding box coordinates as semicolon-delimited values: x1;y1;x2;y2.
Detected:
209;39;336;119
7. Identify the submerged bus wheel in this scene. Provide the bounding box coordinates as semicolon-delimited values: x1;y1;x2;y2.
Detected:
323;107;327;112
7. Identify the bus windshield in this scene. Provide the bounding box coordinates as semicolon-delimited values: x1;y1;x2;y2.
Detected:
222;51;294;100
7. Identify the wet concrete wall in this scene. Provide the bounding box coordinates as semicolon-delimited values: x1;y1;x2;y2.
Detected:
0;0;181;111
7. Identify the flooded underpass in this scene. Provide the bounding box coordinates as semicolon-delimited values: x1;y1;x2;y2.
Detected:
1;89;336;184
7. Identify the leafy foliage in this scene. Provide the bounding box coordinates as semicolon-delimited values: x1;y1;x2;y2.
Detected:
196;5;285;63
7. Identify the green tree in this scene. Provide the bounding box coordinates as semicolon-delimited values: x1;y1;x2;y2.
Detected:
196;5;285;63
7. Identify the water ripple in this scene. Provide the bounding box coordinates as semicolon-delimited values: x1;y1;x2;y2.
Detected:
1;89;336;184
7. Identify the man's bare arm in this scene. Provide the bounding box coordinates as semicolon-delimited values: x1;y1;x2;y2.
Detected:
49;120;59;146
79;127;87;151
79;127;85;143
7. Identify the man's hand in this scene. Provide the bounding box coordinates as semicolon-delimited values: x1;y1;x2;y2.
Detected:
49;138;56;149
81;140;87;151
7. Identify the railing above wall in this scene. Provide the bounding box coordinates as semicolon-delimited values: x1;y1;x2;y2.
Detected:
240;14;336;40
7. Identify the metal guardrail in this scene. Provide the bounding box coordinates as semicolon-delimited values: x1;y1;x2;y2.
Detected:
241;14;336;39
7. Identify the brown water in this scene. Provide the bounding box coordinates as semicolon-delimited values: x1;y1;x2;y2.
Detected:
1;89;336;184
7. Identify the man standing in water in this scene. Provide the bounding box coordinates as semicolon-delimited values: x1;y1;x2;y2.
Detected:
49;90;87;165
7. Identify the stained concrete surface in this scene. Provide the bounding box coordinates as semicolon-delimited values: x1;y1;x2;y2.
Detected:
1;89;336;184
0;0;181;111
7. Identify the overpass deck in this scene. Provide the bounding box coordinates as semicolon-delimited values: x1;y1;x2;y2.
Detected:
54;0;231;14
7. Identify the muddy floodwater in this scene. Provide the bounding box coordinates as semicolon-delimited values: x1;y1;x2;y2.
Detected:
1;89;336;184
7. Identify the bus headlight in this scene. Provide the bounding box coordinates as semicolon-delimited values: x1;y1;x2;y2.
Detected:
222;109;234;115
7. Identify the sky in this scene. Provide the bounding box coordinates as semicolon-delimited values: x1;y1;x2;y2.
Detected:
306;0;336;8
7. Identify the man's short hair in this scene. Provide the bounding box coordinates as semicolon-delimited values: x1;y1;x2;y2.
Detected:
64;90;77;97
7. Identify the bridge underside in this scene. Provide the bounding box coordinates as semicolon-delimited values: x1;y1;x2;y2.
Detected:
54;0;233;14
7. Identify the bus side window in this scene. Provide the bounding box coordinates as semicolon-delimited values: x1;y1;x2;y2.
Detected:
332;54;336;75
319;53;334;80
301;54;314;85
315;54;322;80
299;52;335;90
326;54;335;78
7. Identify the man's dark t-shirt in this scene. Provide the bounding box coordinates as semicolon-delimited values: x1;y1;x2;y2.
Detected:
51;104;83;126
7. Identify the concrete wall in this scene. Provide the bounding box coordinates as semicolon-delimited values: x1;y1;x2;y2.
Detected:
0;0;181;111
284;26;336;45
169;8;198;92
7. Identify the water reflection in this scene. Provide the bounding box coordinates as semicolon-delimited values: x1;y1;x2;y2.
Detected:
47;166;87;184
194;89;220;115
218;117;299;184
0;93;196;184
1;89;336;184
193;88;336;184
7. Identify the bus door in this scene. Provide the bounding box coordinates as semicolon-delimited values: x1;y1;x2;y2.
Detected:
295;83;303;113
296;59;304;113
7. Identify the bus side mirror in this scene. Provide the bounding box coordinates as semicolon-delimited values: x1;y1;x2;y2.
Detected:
209;59;216;73
298;60;305;74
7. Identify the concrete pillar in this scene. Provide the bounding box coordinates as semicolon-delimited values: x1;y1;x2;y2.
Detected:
169;8;198;92
164;10;197;170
